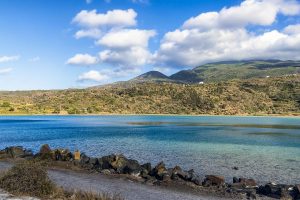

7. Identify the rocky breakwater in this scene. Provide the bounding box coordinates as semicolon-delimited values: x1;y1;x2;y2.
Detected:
1;145;300;200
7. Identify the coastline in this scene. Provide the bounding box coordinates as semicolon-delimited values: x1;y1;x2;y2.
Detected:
0;113;299;118
1;146;299;200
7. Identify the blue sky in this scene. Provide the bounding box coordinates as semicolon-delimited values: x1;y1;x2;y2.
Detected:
0;0;300;90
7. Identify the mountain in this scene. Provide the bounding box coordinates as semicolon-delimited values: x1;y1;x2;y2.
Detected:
130;60;300;84
130;71;171;82
170;60;300;83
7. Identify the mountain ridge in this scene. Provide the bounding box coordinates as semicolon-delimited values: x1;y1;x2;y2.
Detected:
128;59;300;84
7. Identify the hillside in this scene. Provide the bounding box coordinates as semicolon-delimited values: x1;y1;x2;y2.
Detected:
131;71;171;83
170;60;300;83
0;75;299;116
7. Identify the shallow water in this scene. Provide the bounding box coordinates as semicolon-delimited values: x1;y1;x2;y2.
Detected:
0;115;299;184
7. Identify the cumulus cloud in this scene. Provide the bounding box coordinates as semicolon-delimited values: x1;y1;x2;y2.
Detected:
75;29;102;39
97;29;155;49
96;29;156;66
78;70;109;82
155;0;300;67
0;56;19;63
72;9;137;28
67;54;98;65
0;68;13;75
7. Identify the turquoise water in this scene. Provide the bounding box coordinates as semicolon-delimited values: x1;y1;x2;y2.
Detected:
0;115;299;184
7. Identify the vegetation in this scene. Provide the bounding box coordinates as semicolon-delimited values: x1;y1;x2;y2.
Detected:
0;74;299;116
0;161;123;200
170;60;300;83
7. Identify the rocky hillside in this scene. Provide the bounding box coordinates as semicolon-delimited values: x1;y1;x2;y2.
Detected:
0;75;299;115
128;60;300;84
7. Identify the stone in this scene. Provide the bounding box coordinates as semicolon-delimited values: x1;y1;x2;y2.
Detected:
203;175;225;187
99;155;115;169
110;154;129;173
101;169;111;175
39;144;51;154
123;159;142;176
5;146;25;158
257;183;293;199
89;157;99;166
141;163;152;173
54;149;72;161
232;166;239;170
238;178;257;187
233;177;239;183
151;162;168;180
80;153;90;164
36;144;54;160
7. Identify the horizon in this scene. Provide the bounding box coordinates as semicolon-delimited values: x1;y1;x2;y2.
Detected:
1;0;300;90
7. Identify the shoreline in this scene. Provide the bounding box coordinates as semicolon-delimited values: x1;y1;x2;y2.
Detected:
1;145;299;200
0;113;299;118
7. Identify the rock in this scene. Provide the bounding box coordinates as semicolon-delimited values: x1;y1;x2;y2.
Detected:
151;162;168;180
233;177;239;183
257;183;294;199
5;146;25;158
54;149;73;161
36;144;54;160
99;155;115;170
80;153;90;163
89;157;99;166
141;163;152;173
0;149;8;159
123;159;142;176
232;166;239;170
39;144;51;154
101;169;111;175
239;178;257;187
203;175;225;187
23;149;34;158
110;154;129;173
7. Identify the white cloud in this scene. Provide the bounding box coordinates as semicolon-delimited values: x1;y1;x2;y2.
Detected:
97;29;156;49
75;29;102;39
67;54;98;65
183;0;300;30
28;56;40;62
97;29;155;66
155;0;300;67
86;0;92;4
73;9;137;28
284;24;300;34
0;56;19;63
78;70;109;82
0;68;13;75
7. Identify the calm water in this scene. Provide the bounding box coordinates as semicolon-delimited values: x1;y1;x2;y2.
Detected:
0;115;300;184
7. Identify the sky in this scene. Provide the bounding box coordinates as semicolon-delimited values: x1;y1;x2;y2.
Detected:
0;0;300;90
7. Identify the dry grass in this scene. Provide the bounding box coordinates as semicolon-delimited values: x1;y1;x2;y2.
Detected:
0;161;124;200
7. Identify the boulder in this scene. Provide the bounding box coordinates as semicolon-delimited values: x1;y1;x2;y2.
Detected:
203;175;225;187
101;169;111;175
141;163;152;174
6;146;25;158
54;149;73;161
99;155;115;170
36;144;54;160
39;144;51;154
151;162;168;180
257;183;294;199
80;153;90;164
239;178;257;187
110;154;129;173
123;159;142;176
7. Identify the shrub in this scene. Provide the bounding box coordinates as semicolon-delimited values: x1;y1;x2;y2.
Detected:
0;161;55;198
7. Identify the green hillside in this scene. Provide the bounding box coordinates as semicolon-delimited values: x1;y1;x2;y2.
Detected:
169;60;300;83
0;75;299;116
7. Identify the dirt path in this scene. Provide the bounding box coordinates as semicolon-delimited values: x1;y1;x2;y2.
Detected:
0;162;233;200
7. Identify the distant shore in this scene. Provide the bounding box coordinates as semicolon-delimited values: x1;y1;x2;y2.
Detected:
0;113;299;117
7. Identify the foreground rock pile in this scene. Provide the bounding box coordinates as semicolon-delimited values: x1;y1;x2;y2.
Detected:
1;145;300;200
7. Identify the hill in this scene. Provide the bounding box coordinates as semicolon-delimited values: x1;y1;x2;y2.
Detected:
131;71;171;82
0;75;299;116
170;60;300;83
